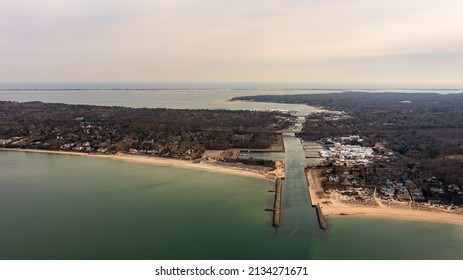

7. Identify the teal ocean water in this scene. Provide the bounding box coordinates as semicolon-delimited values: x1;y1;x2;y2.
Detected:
0;152;276;259
1;85;463;259
2;150;463;260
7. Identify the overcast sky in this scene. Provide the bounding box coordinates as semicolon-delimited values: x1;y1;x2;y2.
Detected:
1;0;463;86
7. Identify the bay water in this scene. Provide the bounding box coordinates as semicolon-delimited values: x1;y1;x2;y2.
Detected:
1;85;463;259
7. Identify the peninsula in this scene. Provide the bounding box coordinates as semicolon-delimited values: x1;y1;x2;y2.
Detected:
0;101;290;179
233;92;463;224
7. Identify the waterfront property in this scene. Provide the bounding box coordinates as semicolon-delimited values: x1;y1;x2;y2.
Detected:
2;127;463;259
2;87;463;260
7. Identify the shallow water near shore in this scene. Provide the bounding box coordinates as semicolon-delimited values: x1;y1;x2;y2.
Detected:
2;150;463;259
2;85;463;259
0;151;276;259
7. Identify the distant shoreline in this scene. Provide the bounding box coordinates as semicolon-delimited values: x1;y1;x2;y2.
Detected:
306;169;463;226
0;148;274;180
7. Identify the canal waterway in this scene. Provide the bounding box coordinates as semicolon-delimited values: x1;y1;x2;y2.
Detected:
237;135;463;259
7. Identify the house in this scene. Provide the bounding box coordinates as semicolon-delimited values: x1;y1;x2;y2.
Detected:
430;187;445;194
448;184;463;195
329;175;339;183
396;187;410;200
381;186;395;196
410;188;426;201
0;139;12;145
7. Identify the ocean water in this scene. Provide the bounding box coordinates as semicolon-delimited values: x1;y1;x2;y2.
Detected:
1;84;463;259
2;150;463;260
0;86;323;116
0;151;275;259
1;84;461;115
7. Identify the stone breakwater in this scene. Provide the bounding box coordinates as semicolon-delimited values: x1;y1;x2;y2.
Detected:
273;178;283;227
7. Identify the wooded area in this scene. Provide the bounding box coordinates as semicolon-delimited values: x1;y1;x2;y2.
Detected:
0;101;291;159
234;92;463;188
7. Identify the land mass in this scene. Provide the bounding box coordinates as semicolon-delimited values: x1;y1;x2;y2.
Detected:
233;92;463;223
306;169;463;225
0;101;292;178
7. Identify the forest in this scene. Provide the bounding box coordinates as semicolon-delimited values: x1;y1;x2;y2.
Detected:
233;92;463;187
0;101;291;159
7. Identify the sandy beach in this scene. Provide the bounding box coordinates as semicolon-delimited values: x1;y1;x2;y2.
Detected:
306;169;463;226
0;148;274;180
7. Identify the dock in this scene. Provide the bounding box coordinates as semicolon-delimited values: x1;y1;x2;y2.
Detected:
302;141;323;158
272;177;283;227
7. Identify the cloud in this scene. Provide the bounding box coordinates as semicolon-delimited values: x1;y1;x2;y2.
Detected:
1;0;463;86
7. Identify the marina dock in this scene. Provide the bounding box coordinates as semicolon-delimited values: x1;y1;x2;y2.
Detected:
302;141;324;158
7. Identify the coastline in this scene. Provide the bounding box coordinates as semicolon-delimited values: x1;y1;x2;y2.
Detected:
322;204;463;225
306;169;463;226
0;148;272;180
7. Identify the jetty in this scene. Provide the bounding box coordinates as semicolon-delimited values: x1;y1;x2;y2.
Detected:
305;168;328;231
272;177;283;227
314;204;328;231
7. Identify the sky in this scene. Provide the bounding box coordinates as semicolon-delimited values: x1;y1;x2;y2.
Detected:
1;0;463;87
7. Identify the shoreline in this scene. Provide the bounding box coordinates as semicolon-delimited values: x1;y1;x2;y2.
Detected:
306;169;463;226
0;148;272;180
323;205;463;225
